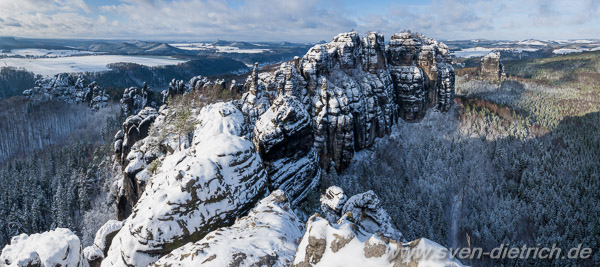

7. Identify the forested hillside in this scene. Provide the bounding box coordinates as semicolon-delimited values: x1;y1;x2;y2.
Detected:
0;99;122;248
0;99;120;162
0;67;37;99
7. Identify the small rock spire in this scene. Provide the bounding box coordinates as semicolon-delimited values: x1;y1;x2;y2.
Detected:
250;62;259;95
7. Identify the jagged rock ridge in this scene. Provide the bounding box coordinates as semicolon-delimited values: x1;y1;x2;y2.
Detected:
23;73;109;110
239;31;455;170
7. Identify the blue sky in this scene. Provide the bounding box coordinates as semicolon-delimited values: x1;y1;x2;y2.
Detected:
0;0;599;42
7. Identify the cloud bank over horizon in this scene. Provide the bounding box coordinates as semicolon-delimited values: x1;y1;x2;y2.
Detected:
0;0;599;42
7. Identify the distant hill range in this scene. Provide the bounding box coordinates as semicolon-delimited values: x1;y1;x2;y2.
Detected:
74;41;186;55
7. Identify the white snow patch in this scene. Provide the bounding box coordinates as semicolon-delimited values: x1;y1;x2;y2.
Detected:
170;43;270;53
152;190;304;267
0;55;187;76
0;228;88;267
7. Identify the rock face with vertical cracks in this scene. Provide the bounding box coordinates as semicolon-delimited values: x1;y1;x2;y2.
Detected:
120;82;157;117
478;51;505;82
253;94;321;205
239;31;455;171
102;102;268;266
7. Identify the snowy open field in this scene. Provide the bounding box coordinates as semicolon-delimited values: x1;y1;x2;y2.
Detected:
0;55;188;76
170;43;270;53
0;49;97;57
451;47;542;58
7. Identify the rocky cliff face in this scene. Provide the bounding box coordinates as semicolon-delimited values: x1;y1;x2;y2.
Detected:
477;51;505;82
22;73;109;110
98;31;456;266
253;95;321;205
239;31;455;171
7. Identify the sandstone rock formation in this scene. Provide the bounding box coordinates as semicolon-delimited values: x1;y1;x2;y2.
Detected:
291;188;463;267
114;103;200;220
320;185;347;223
120;82;157;116
102;103;268;266
113;107;159;166
239;63;273;128
22;73;109;110
239;31;455;171
151;190;304;267
292;214;464;267
161;76;228;103
99;30;456;267
0;228;88;267
83;220;123;267
319;187;402;241
253;95;321;205
477;51;505;82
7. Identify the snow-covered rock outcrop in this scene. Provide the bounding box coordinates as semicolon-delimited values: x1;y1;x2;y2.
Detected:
0;228;87;267
319;187;402;241
161;76;227;104
240;63;273;127
99;30;457;267
152;190;304;267
253;94;321;205
291;188;463;267
102;102;268;266
114;107;159;165
83;220;124;267
22;73;109;110
120;82;158;116
239;31;454;171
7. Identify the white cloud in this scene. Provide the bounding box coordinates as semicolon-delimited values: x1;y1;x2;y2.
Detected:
0;0;598;41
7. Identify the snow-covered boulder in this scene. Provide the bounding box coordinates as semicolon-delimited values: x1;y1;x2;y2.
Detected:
83;220;124;266
320;188;401;241
341;190;402;241
291;214;463;267
0;228;88;267
320;186;347;223
102;102;268;266
253;95;321;204
152;190;304;267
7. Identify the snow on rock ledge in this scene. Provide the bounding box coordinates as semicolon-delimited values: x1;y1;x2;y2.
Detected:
83;220;124;266
0;228;87;267
152;190;304;267
291;215;464;267
292;187;463;267
102;102;268;267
